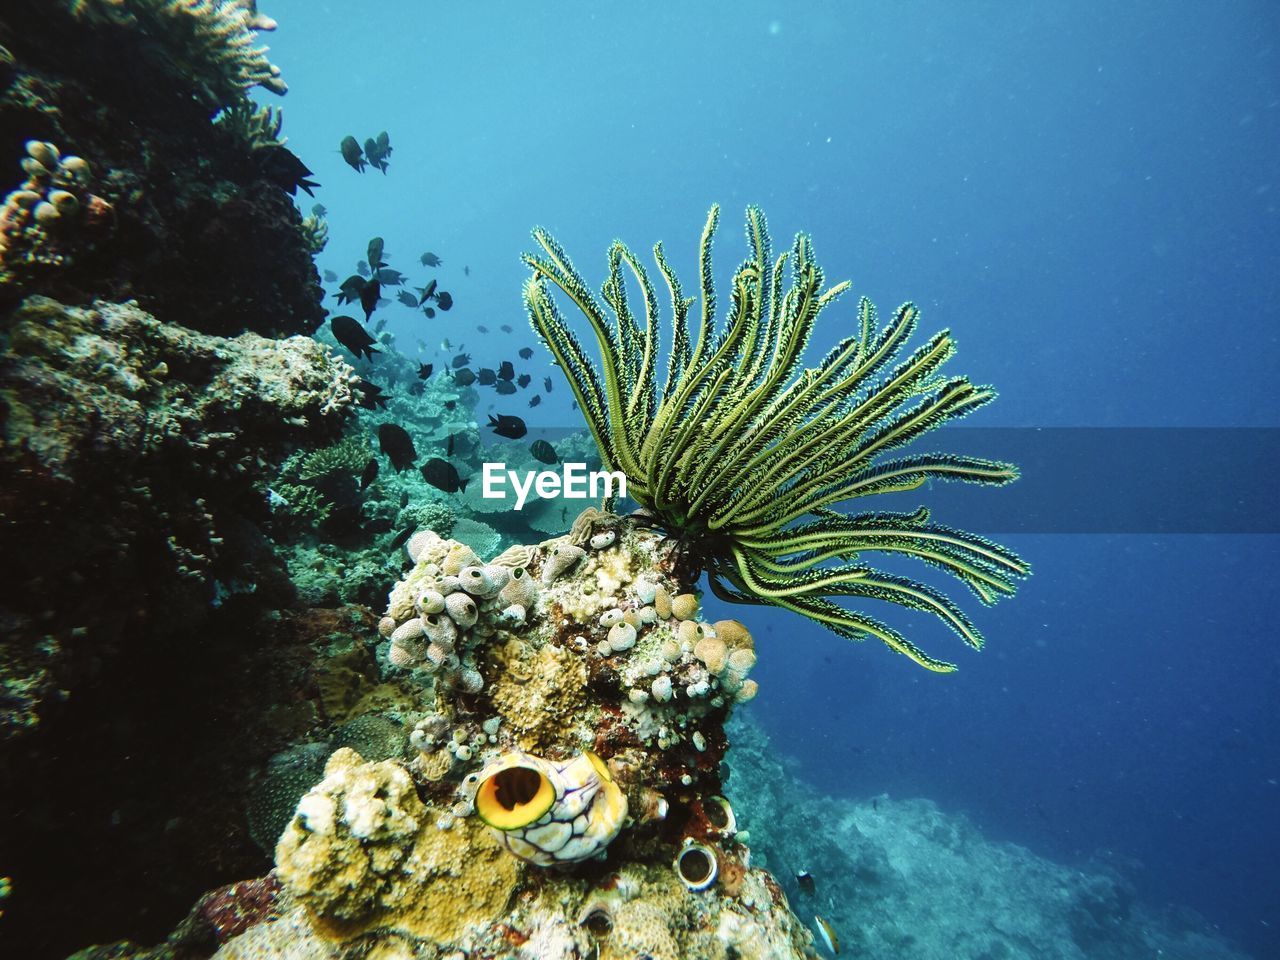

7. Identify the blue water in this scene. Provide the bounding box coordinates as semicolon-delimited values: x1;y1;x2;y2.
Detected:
265;1;1280;953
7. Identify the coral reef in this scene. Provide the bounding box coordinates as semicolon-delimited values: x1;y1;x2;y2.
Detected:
80;517;809;959
524;205;1029;671
725;715;1255;960
67;0;286;106
0;296;357;737
0;0;324;337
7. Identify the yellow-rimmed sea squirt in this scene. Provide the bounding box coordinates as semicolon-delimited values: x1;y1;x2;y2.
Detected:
703;795;736;836
473;749;628;865
675;839;719;892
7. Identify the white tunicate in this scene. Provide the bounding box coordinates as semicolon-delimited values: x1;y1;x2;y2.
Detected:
482;717;501;736
499;604;527;626
423;614;458;646
686;679;710;698
608;621;637;652
589;529;617;550
692;731;707;752
628;688;649;704
390;618;425;644
596;640;613;657
638;605;657;624
454;744;473;761
680;773;693;786
445;592;478;628
436;813;456;830
634;579;657;604
417;589;446;614
439;575;462;594
651;675;673;702
458;565;499;598
599;608;624;629
645;659;662;677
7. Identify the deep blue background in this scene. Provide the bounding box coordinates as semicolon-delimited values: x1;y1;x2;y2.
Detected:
264;1;1280;953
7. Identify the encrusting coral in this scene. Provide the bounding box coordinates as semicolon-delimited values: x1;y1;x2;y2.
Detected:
523;205;1030;672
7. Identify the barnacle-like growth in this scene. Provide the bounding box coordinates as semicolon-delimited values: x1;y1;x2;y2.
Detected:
68;0;286;106
523;205;1029;672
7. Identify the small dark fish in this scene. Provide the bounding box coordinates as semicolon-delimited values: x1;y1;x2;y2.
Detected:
495;381;516;395
337;274;365;304
378;423;417;472
543;376;553;392
477;368;497;386
420;457;467;493
400;491;410;508
498;360;515;381
528;394;541;408
356;260;370;277
332;315;378;360
377;130;391;152
530;439;558;464
408;381;425;396
423;307;436;319
376;268;406;285
571;399;579;410
454;368;477;386
416;279;438;305
322;268;337;282
441;338;452;350
388;526;414;551
359;458;379;490
420;251;442;267
500;324;513;333
374;317;388;333
464;265;471;276
353;380;388;410
518;347;534;360
477;325;489;333
417;363;433;379
359;279;380;322
435;290;453;311
488;414;527;440
311;203;327;218
517;373;531;389
396;290;418;308
367;237;386;270
444;399;457;410
340;135;366;172
796;871;816;896
364;137;388;174
447;432;455;456
452;352;471;368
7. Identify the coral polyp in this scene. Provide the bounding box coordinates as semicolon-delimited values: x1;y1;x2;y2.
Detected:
524;205;1030;671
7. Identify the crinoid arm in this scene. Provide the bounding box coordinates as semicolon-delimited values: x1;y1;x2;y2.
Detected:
524;205;1029;672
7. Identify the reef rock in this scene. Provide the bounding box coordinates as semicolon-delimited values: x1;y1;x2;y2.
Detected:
0;296;357;738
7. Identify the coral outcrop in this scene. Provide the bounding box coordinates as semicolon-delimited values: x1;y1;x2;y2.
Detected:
112;516;810;959
0;296;357;737
0;0;324;336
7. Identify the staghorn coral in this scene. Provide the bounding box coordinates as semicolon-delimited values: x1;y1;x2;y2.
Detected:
68;0;286;106
524;205;1029;671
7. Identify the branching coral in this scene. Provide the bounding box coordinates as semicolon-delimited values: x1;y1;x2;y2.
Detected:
214;99;285;150
67;0;286;106
523;205;1029;672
